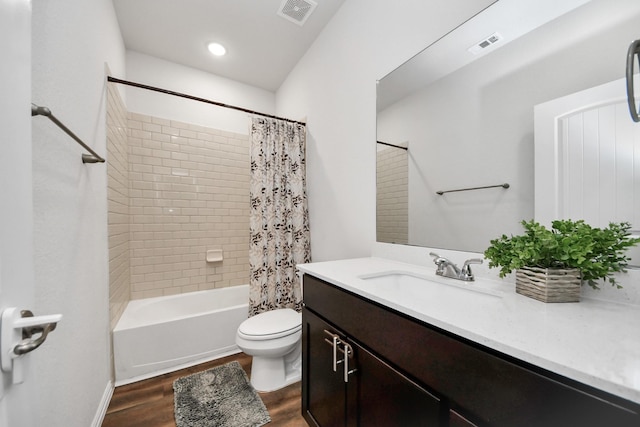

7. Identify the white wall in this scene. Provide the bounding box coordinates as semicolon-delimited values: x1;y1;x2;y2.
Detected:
31;0;125;425
125;51;276;135
276;0;495;261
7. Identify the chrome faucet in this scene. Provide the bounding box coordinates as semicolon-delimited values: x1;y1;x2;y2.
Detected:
429;252;483;282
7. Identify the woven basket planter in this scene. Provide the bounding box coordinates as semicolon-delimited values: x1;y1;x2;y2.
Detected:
515;266;581;303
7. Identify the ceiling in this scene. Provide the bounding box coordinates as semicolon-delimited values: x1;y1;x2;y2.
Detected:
112;0;345;92
376;0;592;111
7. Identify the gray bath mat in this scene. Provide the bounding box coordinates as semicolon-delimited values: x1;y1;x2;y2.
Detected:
173;361;271;427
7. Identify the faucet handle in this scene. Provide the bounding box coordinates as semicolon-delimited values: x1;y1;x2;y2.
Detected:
461;258;483;281
429;252;447;265
429;252;447;274
429;252;449;263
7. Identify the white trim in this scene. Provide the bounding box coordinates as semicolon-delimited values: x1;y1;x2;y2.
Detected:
91;381;114;427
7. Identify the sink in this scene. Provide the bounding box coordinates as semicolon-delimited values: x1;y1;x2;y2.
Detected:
358;270;502;303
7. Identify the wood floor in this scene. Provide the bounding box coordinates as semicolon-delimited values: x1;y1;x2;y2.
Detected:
102;352;308;427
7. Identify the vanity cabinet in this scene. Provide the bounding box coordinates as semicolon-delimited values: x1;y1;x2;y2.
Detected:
301;274;640;427
303;308;442;426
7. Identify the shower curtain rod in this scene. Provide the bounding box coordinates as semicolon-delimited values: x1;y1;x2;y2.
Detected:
107;76;306;126
377;141;408;150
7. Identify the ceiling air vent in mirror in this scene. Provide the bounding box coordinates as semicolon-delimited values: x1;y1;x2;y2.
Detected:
468;32;503;55
277;0;318;26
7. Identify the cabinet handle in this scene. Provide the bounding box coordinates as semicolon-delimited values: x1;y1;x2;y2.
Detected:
341;342;357;383
323;329;356;381
323;329;343;372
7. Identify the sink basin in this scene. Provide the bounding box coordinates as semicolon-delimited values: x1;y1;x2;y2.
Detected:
358;270;502;303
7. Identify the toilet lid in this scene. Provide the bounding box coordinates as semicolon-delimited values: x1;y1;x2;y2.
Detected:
238;308;301;339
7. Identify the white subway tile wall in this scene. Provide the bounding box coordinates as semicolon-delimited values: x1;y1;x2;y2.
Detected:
107;83;131;329
106;85;250;327
376;145;409;244
127;113;250;299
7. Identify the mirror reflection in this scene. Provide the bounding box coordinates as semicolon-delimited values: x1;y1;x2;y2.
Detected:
376;0;640;253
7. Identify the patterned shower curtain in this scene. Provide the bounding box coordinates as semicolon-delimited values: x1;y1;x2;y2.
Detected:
248;117;311;316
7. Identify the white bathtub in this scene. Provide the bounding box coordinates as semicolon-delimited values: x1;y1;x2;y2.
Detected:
113;285;249;385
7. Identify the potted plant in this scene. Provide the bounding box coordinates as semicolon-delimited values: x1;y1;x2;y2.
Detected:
484;219;640;302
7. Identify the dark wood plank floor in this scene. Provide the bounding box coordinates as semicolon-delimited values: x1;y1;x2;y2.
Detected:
102;352;308;427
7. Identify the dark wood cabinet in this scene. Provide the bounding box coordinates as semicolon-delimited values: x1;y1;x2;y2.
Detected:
302;273;640;427
304;309;348;427
303;308;441;427
354;342;441;426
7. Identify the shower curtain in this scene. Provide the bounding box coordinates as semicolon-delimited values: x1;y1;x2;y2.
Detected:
248;117;311;316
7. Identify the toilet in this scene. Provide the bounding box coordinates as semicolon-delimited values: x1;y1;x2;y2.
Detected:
235;308;302;392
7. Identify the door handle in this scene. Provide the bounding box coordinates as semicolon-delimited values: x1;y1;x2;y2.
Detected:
1;307;62;384
14;310;58;356
626;39;640;122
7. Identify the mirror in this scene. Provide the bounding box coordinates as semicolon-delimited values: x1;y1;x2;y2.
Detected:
376;0;640;253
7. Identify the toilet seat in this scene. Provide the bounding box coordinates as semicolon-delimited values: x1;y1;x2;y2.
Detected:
237;308;301;341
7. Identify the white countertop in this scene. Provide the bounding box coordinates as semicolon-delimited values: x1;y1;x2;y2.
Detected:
297;257;640;404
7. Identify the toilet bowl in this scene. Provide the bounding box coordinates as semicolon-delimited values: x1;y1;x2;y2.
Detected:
235;308;302;392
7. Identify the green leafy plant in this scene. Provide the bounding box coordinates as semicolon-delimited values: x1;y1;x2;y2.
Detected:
484;219;640;289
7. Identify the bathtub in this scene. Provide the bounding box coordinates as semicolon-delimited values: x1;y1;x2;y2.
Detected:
113;285;249;385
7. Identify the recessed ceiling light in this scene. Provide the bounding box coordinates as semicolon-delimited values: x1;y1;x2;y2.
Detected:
207;42;226;56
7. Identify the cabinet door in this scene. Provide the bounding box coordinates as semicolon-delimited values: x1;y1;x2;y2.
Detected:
353;342;441;427
303;308;348;427
303;307;442;427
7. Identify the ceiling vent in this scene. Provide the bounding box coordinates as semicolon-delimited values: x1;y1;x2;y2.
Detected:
468;32;503;55
277;0;318;26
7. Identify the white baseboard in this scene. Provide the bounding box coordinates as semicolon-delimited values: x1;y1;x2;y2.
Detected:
91;381;114;427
